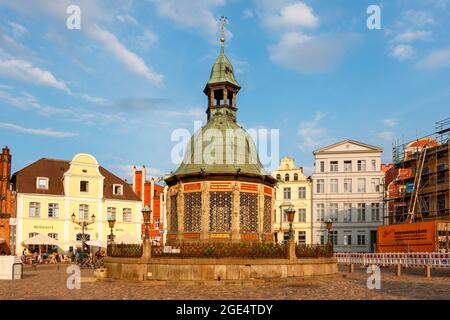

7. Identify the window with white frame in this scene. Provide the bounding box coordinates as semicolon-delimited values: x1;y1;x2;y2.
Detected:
357;232;366;245
357;160;366;172
330;161;338;172
371;160;377;171
330;179;338;193
155;218;160;228
344;232;352;245
284;173;290;181
80;180;89;192
283;209;287;222
316;203;325;221
48;233;58;240
319;161;325;173
123;208;132;222
283;187;291;200
298;231;306;244
318;233;325;245
344;160;352;172
79;204;89;220
48;203;59;219
357;178;366;193
371;203;380;221
344;179;352;193
298;209;306;222
344;203;352;222
107;207;116;220
371;178;380;192
316;179;325;194
357;203;366;221
298;187;306;199
113;184;123;195
36;177;49;190
29;202;40;218
329;203;338;222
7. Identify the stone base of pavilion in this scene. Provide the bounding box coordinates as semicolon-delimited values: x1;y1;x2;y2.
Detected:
103;241;338;282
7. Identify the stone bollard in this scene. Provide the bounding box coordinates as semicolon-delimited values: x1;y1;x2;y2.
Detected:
285;240;297;261
95;268;108;280
348;263;355;273
395;264;402;277
141;239;152;260
424;265;432;278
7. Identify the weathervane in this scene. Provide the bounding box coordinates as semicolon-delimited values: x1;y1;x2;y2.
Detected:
219;16;228;46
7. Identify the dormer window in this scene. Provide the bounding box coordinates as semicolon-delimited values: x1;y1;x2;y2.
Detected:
36;177;49;190
80;180;89;193
113;184;123;195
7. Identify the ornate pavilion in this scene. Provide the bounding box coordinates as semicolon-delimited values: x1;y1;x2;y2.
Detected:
165;29;277;243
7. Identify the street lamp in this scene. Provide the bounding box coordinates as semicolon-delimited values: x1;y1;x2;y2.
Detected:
286;205;296;241
325;217;333;246
71;212;95;255
141;205;152;241
107;216;116;243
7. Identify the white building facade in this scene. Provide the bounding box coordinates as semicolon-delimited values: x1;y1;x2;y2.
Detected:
272;157;313;244
312;140;384;253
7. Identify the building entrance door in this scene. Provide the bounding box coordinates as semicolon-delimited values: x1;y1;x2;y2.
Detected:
370;230;377;252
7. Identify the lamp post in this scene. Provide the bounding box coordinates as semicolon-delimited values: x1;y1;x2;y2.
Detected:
71;213;95;255
141;206;152;241
325;218;333;247
286;205;296;241
141;205;152;259
107;216;116;243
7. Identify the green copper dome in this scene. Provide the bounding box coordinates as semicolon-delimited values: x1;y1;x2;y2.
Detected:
172;114;268;177
207;47;240;88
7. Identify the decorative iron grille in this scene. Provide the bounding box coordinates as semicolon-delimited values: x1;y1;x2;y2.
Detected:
169;195;178;232
152;241;286;259
209;192;232;232
184;192;202;232
296;244;333;258
239;192;258;233
263;195;272;234
107;244;143;258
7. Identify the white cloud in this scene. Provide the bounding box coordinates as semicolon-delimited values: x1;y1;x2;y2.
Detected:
0;59;71;93
150;0;226;38
382;119;397;127
137;29;159;50
0;122;77;138
116;14;139;25
269;32;357;74
378;131;395;142
393;30;431;43
81;94;110;106
86;24;164;86
403;10;434;27
243;9;254;19
416;47;450;70
265;2;319;30
390;44;415;60
298;112;333;152
6;21;28;37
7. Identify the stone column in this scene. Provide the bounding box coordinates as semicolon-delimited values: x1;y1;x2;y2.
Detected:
177;186;184;240
258;185;265;240
201;182;210;240
223;88;228;106
141;239;152;260
231;182;240;241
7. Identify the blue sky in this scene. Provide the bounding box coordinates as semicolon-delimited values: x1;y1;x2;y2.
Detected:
0;0;449;180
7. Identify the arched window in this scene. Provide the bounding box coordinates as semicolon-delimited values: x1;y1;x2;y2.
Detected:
285;173;290;181
294;173;299;181
276;174;281;180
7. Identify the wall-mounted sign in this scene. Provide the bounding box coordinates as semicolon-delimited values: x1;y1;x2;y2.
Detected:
184;183;202;192
210;183;232;191
240;183;258;192
210;233;230;239
33;225;54;230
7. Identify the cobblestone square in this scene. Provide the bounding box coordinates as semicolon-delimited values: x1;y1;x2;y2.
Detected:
1;265;449;300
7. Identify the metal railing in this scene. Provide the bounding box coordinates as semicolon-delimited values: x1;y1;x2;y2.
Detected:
107;244;143;258
335;252;450;268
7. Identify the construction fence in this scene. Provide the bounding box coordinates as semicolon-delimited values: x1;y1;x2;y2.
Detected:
335;252;450;268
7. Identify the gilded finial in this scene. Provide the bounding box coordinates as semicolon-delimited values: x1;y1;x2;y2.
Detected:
219;16;228;46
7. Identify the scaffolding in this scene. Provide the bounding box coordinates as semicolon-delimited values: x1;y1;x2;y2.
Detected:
385;118;450;225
